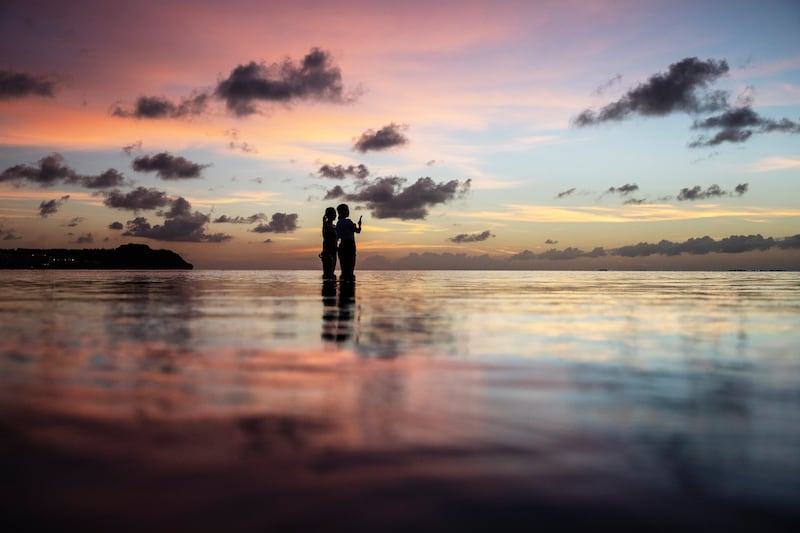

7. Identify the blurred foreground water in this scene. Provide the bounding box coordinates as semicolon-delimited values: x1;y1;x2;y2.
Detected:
1;270;799;531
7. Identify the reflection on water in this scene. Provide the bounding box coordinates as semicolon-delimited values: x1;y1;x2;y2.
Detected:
1;270;799;531
321;279;356;343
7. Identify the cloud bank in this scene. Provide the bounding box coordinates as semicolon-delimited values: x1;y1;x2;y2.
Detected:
509;233;798;261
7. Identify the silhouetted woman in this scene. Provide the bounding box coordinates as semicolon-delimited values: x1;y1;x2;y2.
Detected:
320;206;338;280
335;203;361;281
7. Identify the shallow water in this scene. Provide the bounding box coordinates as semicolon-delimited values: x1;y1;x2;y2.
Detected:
2;270;799;530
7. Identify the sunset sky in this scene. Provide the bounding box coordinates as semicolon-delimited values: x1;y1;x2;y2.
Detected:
1;0;799;269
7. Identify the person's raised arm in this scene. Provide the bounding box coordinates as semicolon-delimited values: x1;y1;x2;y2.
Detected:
355;215;362;233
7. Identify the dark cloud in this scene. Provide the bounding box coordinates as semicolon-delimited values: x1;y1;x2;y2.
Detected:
510;250;537;261
62;217;85;227
614;234;776;257
215;48;353;116
0;153;127;189
623;197;646;205
111;49;357;120
538;247;589;260
556;188;576;199
122;140;143;156
449;230;494;243
76;169;128;188
111;93;209;119
574;57;730;126
212;213;267;224
545;239;558;245
677;185;719;201
510;233;790;261
317;163;370;180
324;185;346;200
123;215;230;242
251;212;299;233
676;183;747;201
159;196;193;218
592;73;623;96
777;235;800;250
103;186;171;210
331;176;470;220
689;106;800;148
122;196;231;242
575;57;798;148
1;153;75;187
74;233;94;244
2;233;22;240
353;123;409;153
132;152;210;180
510;246;607;261
39;195;70;217
109;221;124;230
717;234;775;253
605;183;639;196
585;247;609;258
0;70;56;99
615;239;694;257
1;220;22;240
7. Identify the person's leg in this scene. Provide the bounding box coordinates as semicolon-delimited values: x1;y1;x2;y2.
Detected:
322;253;335;278
339;241;355;280
337;248;347;278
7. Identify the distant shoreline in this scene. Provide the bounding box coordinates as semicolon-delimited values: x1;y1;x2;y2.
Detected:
0;243;193;270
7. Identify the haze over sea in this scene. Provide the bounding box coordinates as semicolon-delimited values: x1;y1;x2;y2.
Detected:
2;270;799;531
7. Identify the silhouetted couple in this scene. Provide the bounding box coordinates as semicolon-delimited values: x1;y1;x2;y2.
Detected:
320;203;362;282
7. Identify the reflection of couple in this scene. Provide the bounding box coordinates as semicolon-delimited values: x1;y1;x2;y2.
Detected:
320;203;362;281
321;278;355;343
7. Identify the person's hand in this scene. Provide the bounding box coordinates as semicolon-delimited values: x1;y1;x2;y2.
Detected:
358;215;362;225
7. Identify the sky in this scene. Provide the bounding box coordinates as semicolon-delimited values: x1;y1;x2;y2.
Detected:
1;0;799;269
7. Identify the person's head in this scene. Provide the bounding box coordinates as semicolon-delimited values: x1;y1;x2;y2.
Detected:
336;203;350;219
325;207;336;221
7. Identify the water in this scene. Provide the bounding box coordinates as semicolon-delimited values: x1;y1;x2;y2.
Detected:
2;270;799;531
